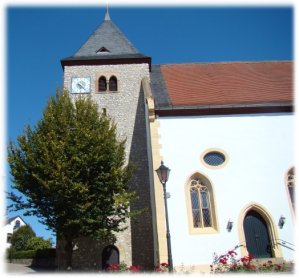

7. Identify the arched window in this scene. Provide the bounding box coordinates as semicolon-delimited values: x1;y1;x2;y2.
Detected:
109;76;118;91
287;167;295;212
98;76;107;92
102;245;119;270
186;173;218;233
13;220;21;230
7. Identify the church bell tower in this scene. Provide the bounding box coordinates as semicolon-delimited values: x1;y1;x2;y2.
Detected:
60;10;156;270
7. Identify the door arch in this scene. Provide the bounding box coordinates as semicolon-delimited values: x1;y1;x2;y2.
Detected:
243;210;272;258
102;245;119;270
238;203;282;258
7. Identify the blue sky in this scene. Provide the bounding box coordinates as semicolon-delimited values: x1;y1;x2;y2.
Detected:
5;5;293;243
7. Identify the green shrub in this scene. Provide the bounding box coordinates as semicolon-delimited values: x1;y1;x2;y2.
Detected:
7;249;36;259
26;237;52;251
10;225;35;251
7;248;56;260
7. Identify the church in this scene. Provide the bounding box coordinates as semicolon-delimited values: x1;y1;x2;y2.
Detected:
58;9;294;272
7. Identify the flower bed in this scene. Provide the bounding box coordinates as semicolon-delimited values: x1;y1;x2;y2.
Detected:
105;262;169;273
210;250;294;273
103;252;294;274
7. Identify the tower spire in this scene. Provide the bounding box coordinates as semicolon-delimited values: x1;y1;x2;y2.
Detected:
104;2;111;21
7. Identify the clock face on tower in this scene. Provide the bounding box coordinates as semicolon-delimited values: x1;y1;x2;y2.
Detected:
71;77;91;94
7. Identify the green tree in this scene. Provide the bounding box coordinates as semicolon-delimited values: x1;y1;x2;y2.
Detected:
26;237;52;251
10;225;35;251
8;90;134;269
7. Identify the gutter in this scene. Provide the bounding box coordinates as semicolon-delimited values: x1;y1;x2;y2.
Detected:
155;102;294;117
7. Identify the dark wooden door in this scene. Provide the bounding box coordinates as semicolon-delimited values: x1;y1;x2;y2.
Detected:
243;210;273;258
102;245;119;270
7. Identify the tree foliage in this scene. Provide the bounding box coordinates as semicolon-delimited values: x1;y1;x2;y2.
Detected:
10;225;35;251
8;90;134;267
10;225;52;251
26;237;52;251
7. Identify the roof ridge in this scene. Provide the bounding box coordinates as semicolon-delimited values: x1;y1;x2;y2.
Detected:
156;60;292;67
5;215;27;225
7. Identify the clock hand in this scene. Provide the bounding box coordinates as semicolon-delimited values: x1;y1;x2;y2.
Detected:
77;83;84;89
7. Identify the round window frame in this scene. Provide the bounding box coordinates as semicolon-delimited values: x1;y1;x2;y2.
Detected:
201;148;228;169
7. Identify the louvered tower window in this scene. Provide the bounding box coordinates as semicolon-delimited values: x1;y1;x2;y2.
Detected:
98;76;107;92
97;47;110;54
109;76;118;91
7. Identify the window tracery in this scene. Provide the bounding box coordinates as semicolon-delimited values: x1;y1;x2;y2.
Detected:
190;178;212;228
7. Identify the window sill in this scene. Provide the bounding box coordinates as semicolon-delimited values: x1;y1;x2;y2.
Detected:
189;227;219;235
96;91;119;94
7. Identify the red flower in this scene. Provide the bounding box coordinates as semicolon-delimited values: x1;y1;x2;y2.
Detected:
231;263;238;269
241;257;248;263
248;253;254;261
106;263;120;272
161;262;168;267
219;258;227;265
228;250;237;256
129;265;141;272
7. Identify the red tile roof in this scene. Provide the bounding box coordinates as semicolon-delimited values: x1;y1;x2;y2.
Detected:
159;61;293;107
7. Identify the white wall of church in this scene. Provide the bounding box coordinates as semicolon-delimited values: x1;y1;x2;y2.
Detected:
157;113;295;267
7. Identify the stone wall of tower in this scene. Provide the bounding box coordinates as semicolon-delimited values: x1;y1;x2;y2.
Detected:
64;63;150;157
61;63;156;270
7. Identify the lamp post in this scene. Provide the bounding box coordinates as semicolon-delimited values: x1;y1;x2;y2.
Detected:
155;161;173;272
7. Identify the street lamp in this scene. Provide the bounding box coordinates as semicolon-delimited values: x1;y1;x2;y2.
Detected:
155;161;173;272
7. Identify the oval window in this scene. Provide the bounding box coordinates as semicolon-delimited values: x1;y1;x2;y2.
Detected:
203;151;226;167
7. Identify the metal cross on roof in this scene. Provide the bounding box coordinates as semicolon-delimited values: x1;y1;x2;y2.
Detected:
105;2;111;21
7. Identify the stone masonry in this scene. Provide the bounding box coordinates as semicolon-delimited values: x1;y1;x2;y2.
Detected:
60;62;156;270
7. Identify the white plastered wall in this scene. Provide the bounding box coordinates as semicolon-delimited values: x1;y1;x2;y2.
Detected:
157;113;295;266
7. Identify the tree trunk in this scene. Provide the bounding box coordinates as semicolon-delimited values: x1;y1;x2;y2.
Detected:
65;238;73;271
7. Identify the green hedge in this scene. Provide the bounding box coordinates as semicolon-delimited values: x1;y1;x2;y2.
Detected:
7;248;56;260
7;250;36;259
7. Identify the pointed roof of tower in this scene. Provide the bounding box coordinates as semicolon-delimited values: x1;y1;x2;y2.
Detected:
61;11;150;68
74;15;139;57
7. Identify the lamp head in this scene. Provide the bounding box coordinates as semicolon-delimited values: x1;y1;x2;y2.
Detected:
155;161;171;185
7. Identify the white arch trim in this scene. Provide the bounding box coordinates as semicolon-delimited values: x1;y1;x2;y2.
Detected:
237;202;283;258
